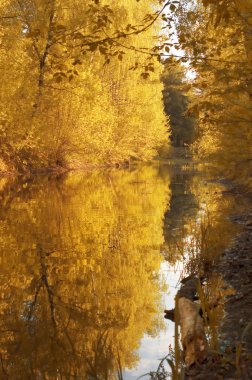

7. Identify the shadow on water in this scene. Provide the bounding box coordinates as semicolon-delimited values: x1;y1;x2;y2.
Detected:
0;162;245;379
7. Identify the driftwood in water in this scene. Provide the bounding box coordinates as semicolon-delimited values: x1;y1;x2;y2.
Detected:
178;296;208;367
165;276;209;368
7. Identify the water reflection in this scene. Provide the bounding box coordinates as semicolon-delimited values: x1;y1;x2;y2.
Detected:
0;166;170;379
0;164;241;379
140;168;241;380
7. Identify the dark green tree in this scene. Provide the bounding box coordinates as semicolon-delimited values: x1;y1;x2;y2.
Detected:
162;58;196;147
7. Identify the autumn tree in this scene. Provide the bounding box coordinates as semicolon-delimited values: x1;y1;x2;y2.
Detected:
0;0;169;173
172;0;252;188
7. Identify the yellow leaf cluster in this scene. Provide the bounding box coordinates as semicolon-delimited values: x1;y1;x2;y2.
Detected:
0;0;169;173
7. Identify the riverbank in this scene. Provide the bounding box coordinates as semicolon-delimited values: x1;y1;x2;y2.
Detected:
187;199;252;379
0;147;192;178
160;176;252;380
0;160;132;178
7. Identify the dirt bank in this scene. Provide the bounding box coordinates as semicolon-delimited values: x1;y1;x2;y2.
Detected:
187;212;252;380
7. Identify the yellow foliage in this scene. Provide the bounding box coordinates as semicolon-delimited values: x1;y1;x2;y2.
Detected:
182;1;252;189
0;0;169;172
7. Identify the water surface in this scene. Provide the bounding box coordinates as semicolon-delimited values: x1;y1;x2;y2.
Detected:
0;163;240;379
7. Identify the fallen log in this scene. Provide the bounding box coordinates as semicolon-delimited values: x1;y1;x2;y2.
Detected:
165;276;209;368
178;296;208;368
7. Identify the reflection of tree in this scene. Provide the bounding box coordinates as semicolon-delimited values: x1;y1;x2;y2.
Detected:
183;176;239;271
163;169;199;264
0;166;170;379
163;168;238;267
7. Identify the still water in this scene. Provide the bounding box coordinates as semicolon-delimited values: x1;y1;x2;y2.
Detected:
0;163;240;379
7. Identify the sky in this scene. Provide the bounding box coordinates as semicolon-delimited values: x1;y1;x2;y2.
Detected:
123;260;183;380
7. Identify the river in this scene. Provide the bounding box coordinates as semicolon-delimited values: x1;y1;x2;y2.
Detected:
0;162;243;379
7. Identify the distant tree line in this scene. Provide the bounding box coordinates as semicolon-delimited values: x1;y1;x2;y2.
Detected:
161;58;196;148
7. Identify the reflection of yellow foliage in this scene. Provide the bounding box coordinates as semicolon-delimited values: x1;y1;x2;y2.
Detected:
163;170;238;265
0;166;170;378
198;274;236;350
182;178;239;270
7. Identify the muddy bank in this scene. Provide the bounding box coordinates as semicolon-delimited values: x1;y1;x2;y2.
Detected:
218;223;252;379
187;214;252;380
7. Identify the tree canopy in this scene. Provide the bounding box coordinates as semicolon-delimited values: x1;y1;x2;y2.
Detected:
0;0;169;173
0;0;251;188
